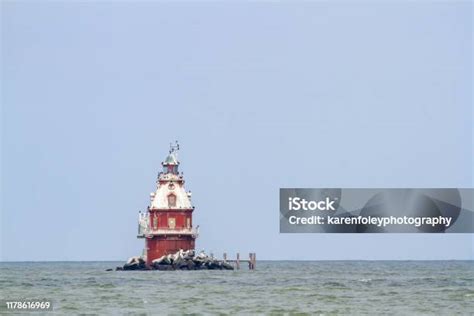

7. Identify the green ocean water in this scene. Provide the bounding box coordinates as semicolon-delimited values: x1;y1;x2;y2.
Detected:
1;261;473;314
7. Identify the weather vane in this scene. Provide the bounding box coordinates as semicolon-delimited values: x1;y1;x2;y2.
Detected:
169;140;179;154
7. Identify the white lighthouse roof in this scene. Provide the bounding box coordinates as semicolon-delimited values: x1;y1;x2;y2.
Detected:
163;153;178;165
150;179;193;210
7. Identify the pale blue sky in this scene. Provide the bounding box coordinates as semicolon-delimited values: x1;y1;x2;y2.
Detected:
1;1;473;261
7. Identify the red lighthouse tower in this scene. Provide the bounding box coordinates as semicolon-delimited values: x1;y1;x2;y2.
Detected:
138;142;198;265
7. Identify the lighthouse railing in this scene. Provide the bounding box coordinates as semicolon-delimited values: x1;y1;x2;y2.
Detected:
146;227;199;236
138;213;150;236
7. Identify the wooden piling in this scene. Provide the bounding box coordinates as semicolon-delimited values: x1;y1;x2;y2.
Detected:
208;252;254;270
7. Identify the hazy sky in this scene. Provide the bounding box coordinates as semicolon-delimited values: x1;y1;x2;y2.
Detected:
2;1;473;261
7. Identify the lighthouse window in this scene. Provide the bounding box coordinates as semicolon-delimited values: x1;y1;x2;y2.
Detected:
153;215;158;230
164;165;175;174
168;194;177;207
165;165;178;174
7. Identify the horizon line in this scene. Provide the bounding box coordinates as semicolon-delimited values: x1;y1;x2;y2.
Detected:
1;259;473;263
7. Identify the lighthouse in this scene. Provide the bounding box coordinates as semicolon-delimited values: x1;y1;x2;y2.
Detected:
137;142;198;265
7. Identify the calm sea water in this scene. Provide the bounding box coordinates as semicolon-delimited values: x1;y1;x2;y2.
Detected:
1;261;473;314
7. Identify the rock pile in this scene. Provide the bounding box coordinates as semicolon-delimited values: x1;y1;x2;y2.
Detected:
120;256;147;271
113;250;234;271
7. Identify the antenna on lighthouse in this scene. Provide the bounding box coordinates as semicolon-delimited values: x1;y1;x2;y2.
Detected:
169;140;179;154
168;140;180;163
